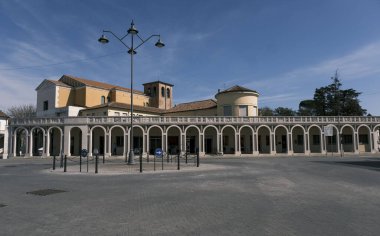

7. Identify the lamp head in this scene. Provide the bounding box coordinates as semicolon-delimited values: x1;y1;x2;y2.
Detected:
98;34;109;44
155;38;165;48
127;20;139;35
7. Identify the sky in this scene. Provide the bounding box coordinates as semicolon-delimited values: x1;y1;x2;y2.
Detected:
1;0;380;115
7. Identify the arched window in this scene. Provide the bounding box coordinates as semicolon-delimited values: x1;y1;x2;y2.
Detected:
107;96;111;103
161;87;165;97
153;87;157;97
101;96;105;104
147;88;151;97
166;88;170;98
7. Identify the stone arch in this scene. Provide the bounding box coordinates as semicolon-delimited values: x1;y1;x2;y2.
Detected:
110;125;126;156
308;125;322;153
325;124;339;153
203;125;218;155
91;126;106;155
341;125;355;153
257;125;271;154
274;125;288;154
357;124;371;153
128;125;145;155
69;127;82;156
30;126;45;156
185;125;201;154
221;125;236;154
47;126;63;156
13;127;29;156
148;125;163;155
239;125;254;154
166;125;182;154
291;125;305;154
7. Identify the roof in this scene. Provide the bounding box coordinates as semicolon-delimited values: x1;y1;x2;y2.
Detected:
0;110;9;118
165;99;217;113
215;85;259;96
142;80;174;87
35;79;72;90
81;102;164;115
60;75;145;95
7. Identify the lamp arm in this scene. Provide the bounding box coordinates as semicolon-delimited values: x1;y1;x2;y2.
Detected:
103;30;131;50
134;34;160;51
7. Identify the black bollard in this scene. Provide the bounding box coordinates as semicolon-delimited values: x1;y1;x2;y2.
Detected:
154;154;156;171
86;155;89;173
139;149;142;173
95;155;98;174
147;154;149;163
60;154;63;168
64;155;67;172
80;155;82;172
197;151;200;167
185;152;188;164
53;156;56;170
177;153;180;170
161;153;164;170
103;154;105;164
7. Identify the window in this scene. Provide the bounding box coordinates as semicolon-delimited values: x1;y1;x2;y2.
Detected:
312;135;320;145
101;96;105;104
327;136;337;145
223;105;232;116
153;87;157;97
107;97;111;103
161;87;165;97
359;134;368;144
342;135;353;144
167;88;170;98
114;112;120;116
43;101;48;111
238;105;248;116
147;88;151;97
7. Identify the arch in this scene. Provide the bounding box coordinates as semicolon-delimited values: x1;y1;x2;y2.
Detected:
69;127;82;156
324;124;340;153
148;125;163;155
90;125;107;134
357;125;371;153
30;126;45;156
128;125;145;155
203;125;218;154
167;125;182;154
167;88;171;98
274;125;288;154
341;125;355;153
185;125;201;154
372;124;380;133
166;125;182;134
340;124;355;134
221;125;236;154
291;125;305;154
257;125;271;154
221;125;237;134
47;126;63;156
91;126;106;155
161;87;165;97
13;127;29;156
239;125;254;154
308;125;322;153
110;125;126;156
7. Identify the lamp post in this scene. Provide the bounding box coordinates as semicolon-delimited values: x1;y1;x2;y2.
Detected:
98;20;165;165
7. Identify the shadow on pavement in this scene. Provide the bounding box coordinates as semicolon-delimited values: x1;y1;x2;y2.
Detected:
314;159;380;171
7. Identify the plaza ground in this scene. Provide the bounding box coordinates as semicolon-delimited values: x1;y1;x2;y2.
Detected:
1;155;380;235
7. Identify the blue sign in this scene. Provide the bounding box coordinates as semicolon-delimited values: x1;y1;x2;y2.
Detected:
81;149;88;157
154;148;163;157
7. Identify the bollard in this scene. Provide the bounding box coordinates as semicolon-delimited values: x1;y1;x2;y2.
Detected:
95;155;98;174
154;154;156;171
185;152;188;164
80;155;82;172
103;154;105;164
64;155;67;172
53;156;56;170
197;151;200;167
161;153;164;170
60;154;63;168
177;153;180;170
139;149;143;173
87;155;89;173
147;154;149;163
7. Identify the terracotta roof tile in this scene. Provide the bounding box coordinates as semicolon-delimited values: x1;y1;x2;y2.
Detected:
60;75;145;95
81;102;164;115
165;99;217;113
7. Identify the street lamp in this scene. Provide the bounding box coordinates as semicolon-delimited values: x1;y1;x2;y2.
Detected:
98;20;165;165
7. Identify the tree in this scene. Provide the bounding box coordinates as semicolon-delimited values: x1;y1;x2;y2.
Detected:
298;99;315;116
259;107;274;116
273;107;296;116
7;104;36;118
305;72;366;116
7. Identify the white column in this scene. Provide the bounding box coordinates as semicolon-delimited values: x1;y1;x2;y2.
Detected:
370;131;375;153
354;132;359;154
45;133;50;157
13;132;17;156
88;132;93;157
3;125;9;159
217;132;222;154
29;133;33;157
235;133;240;156
288;133;293;155
305;132;309;155
63;126;71;156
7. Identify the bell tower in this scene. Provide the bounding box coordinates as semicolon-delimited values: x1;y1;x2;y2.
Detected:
143;81;173;109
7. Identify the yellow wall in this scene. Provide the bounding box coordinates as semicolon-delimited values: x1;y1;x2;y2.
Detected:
113;90;150;107
57;87;74;108
216;92;259;116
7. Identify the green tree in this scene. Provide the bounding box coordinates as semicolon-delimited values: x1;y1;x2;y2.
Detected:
274;107;296;116
298;99;315;116
259;107;274;116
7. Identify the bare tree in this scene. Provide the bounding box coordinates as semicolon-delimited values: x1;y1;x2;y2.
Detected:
7;104;36;118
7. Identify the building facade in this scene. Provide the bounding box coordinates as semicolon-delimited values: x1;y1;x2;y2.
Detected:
2;75;380;159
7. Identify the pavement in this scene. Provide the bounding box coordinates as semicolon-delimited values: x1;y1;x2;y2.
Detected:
1;155;380;235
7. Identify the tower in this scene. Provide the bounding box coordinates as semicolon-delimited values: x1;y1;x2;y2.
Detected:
143;81;174;110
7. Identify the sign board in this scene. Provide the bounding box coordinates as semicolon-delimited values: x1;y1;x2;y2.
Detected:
154;148;163;157
81;149;88;157
324;125;334;137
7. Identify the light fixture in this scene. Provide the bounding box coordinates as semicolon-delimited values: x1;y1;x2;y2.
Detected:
155;39;165;48
98;35;109;44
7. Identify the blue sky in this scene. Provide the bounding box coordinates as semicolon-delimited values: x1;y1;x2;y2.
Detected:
1;0;380;115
